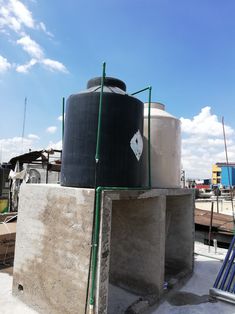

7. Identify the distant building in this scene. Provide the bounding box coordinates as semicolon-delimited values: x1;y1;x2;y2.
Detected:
212;163;235;187
195;179;211;189
212;164;221;185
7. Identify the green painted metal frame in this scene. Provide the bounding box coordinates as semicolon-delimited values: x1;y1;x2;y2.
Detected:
88;62;153;312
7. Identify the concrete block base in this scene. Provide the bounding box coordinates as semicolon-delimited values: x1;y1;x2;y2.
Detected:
13;185;194;314
13;184;95;314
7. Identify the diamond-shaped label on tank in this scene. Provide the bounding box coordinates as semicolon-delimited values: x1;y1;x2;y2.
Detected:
130;130;143;161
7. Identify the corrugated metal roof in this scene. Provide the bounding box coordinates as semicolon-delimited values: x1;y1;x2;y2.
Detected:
9;151;47;169
216;162;235;167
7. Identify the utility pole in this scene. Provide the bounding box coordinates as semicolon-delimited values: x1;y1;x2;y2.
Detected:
21;97;27;153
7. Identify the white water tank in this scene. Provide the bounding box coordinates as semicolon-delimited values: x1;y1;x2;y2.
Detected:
143;102;181;188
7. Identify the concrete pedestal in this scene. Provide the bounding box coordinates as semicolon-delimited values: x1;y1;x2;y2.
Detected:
13;184;95;314
13;185;194;314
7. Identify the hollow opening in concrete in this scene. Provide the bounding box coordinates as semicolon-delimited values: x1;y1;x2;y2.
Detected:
164;195;193;288
18;284;24;292
107;197;163;313
106;193;193;312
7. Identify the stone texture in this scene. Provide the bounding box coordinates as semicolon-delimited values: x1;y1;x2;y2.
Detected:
109;196;166;296
12;184;94;314
105;189;194;314
12;186;194;314
165;195;194;279
0;222;16;265
96;194;112;314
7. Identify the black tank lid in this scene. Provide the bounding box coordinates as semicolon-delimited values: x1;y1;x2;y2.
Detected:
87;77;126;92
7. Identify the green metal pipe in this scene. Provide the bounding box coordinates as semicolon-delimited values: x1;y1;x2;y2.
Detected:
95;62;106;163
89;185;151;310
89;68;153;312
131;86;150;96
89;62;106;311
62;97;65;144
148;86;152;188
89;188;102;308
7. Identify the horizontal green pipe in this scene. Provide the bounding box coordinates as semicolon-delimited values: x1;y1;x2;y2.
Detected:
131;86;151;96
96;186;150;192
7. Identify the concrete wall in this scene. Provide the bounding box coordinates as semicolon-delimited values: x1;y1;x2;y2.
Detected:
13;186;194;314
96;195;113;314
165;195;194;280
0;222;16;265
13;184;94;314
106;190;194;311
109;197;165;296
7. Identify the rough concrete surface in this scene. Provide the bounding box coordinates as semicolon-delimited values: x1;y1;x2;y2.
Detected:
0;222;16;264
165;195;194;278
196;199;234;216
12;184;95;314
1;254;235;314
11;186;195;313
152;254;235;314
108;190;194;304
0;267;38;314
109;197;166;296
108;254;235;314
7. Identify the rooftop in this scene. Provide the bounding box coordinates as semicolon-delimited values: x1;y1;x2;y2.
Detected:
0;242;234;314
216;162;235;167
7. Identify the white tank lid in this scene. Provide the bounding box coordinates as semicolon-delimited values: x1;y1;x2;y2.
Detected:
144;102;165;110
144;102;179;120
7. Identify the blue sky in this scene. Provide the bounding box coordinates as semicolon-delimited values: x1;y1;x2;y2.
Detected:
1;0;235;178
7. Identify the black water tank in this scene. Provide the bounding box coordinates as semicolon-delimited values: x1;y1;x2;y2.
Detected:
61;77;144;188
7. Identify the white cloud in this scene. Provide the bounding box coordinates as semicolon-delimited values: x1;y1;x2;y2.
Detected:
0;135;62;163
0;136;37;162
9;0;34;28
46;126;57;134
181;106;234;137
17;35;43;59
0;55;11;72
47;140;62;151
38;21;53;37
0;0;34;33
28;133;40;140
58;115;63;121
181;106;235;179
16;58;37;73
0;0;68;74
41;58;68;73
16;36;68;74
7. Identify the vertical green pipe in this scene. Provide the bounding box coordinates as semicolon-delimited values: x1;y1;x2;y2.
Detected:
62;97;65;144
89;78;153;312
148;87;152;188
89;63;106;310
89;188;102;308
95;62;106;163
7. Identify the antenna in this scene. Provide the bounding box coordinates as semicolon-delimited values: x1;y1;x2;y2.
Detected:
222;116;235;222
21;97;27;152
